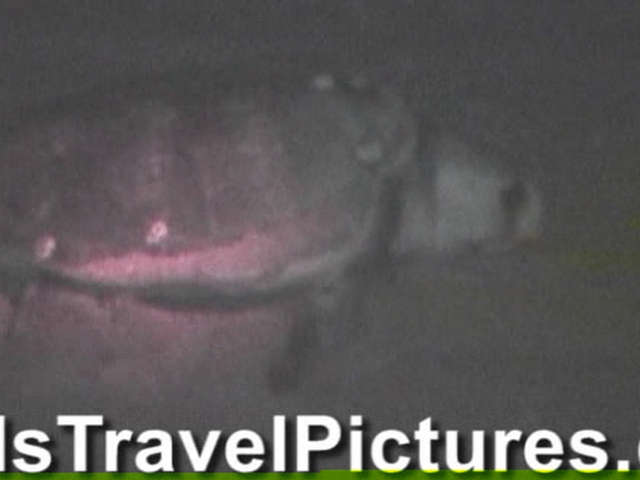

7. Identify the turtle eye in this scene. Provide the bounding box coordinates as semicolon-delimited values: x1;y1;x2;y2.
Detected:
145;218;169;246
34;234;56;261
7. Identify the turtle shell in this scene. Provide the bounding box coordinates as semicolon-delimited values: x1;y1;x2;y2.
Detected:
0;71;416;306
0;71;417;394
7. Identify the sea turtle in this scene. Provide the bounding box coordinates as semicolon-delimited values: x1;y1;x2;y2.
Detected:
0;69;541;395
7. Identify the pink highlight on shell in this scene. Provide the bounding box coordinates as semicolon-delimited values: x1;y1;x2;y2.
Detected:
62;214;338;285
